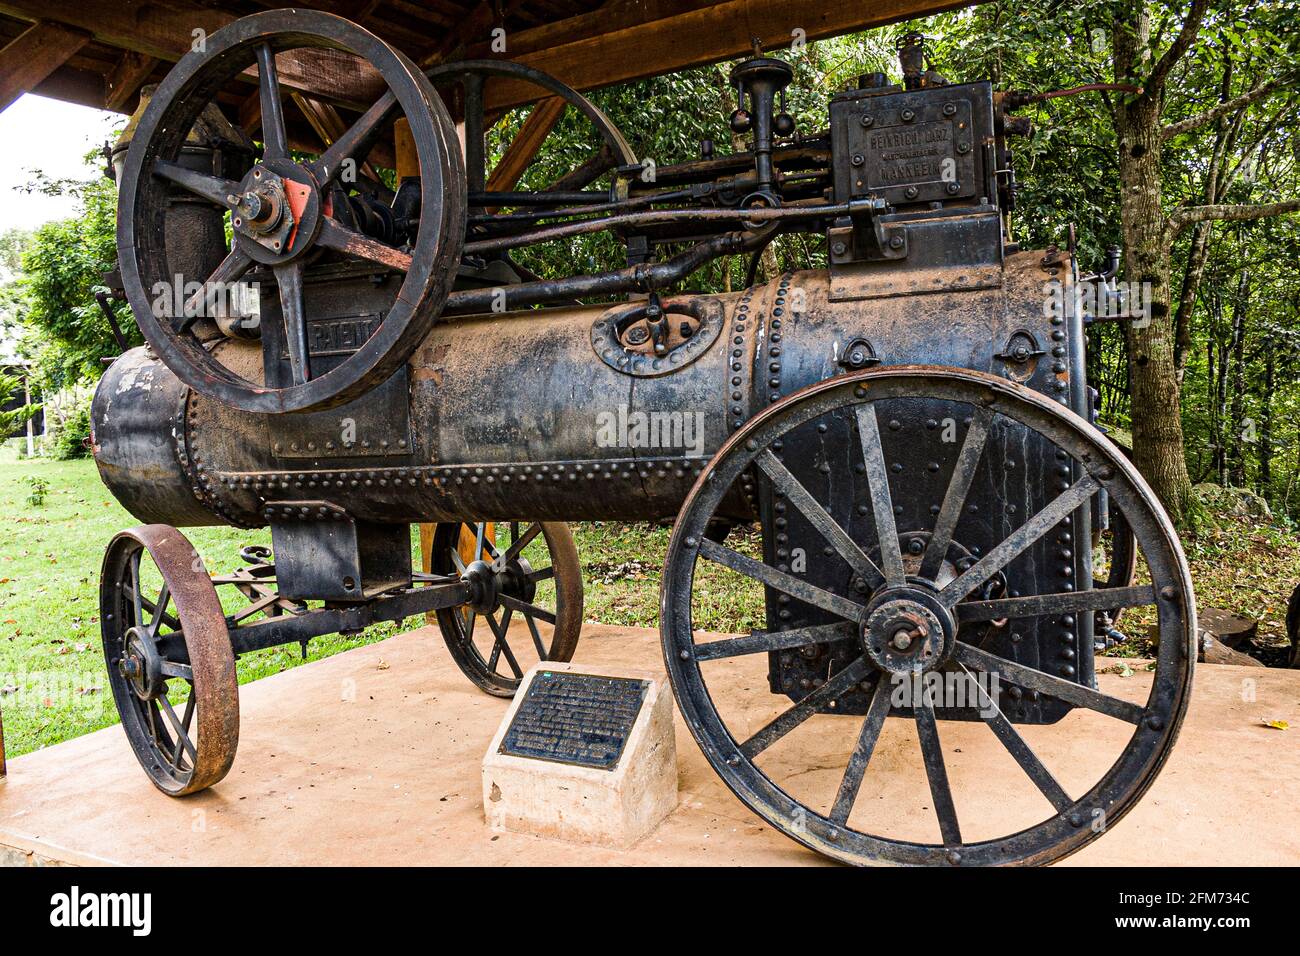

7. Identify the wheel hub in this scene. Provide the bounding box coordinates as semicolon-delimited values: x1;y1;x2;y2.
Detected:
861;590;954;675
232;159;322;261
121;626;165;700
462;559;500;614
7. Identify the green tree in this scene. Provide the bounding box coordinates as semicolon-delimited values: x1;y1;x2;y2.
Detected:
16;162;137;391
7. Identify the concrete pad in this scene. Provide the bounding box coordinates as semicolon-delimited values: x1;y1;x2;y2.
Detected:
0;622;1297;866
482;662;676;848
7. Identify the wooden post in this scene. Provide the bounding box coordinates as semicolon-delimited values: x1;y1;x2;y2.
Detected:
0;20;92;113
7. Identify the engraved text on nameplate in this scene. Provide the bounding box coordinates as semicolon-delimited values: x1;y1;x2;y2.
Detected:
499;672;649;770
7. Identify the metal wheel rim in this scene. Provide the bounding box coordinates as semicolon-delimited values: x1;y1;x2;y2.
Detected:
100;525;239;796
661;366;1195;866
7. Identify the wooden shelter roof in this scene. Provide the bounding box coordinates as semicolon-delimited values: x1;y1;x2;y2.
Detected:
0;1;971;119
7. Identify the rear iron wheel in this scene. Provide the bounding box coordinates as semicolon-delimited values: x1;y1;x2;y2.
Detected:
662;367;1195;866
431;521;583;697
100;525;239;796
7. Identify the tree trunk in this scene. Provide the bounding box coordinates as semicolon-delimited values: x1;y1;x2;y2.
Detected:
1114;89;1194;523
1226;271;1249;487
1258;343;1274;493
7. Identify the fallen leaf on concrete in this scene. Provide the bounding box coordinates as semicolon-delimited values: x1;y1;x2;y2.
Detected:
376;659;390;670
1261;719;1289;730
1103;663;1134;677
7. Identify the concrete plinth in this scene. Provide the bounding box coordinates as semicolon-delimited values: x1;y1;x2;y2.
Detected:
482;662;677;848
0;622;1297;866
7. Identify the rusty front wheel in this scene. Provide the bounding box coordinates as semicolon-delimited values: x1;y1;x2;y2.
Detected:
100;525;239;795
431;521;583;697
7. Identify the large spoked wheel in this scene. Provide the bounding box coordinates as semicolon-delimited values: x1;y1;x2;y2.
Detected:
431;522;583;697
117;10;465;413
662;367;1195;866
426;60;636;207
100;525;239;796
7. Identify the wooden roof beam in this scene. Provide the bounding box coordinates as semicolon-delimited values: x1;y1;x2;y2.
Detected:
0;19;91;112
0;0;387;107
481;0;973;112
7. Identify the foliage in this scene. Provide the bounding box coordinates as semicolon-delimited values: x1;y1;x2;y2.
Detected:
23;475;48;506
12;159;138;393
0;371;39;437
47;400;91;460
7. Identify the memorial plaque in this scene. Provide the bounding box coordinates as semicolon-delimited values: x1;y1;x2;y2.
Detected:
499;671;649;770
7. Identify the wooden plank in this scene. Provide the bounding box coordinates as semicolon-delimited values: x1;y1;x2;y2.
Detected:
0;20;91;112
104;49;156;111
481;0;973;111
0;0;386;107
0;0;973;116
484;95;566;193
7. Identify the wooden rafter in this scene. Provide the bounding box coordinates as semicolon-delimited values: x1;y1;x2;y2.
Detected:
103;49;156;111
0;19;91;112
0;0;974;119
484;95;566;194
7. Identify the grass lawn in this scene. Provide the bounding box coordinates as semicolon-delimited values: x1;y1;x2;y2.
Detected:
0;453;764;759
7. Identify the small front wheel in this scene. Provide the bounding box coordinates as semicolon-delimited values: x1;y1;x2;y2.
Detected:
100;525;239;795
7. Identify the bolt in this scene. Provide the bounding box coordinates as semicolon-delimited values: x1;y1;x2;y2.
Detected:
831;241;848;256
901;108;916;122
859;114;874;127
889;235;904;250
905;186;919;200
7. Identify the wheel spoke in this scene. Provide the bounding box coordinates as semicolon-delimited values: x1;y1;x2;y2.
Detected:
739;658;870;760
149;581;170;637
310;90;398;187
317;216;412;273
526;566;555;584
955;643;1144;724
128;550;144;625
159;695;198;766
698;538;865;624
919;406;992;581
854;404;906;588
938;475;1100;607
171;693;196;770
960;663;1072;812
756;450;884;590
152;160;239;207
496;522;541;570
175;247;254;333
274;261;310;385
829;674;893;825
486;609;523;679
524;612;548;658
474;522;487;563
461;73;486;199
159;661;194;680
956;585;1157;623
915;691;962;846
692;622;854;662
498;594;555;625
255;44;289;160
